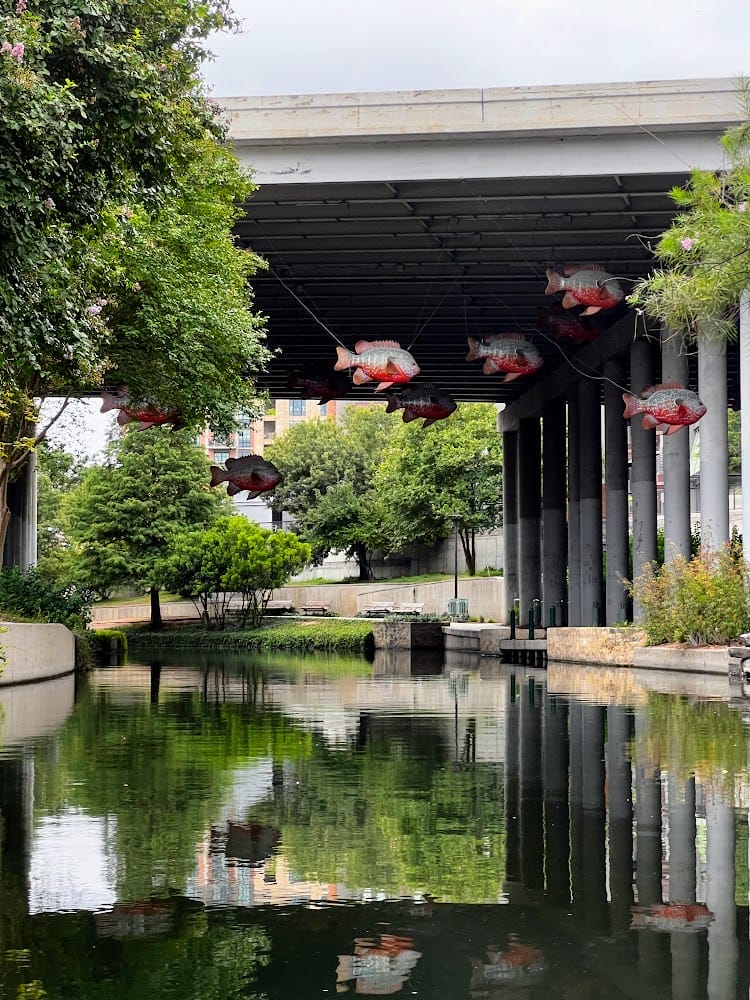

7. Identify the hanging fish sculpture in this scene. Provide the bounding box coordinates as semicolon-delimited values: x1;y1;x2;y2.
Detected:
334;339;420;391
385;383;457;427
536;305;599;344
622;383;706;434
287;370;350;404
209;455;282;498
544;263;624;315
100;387;185;430
466;333;543;381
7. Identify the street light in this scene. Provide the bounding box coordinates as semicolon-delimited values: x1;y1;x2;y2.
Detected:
450;513;461;600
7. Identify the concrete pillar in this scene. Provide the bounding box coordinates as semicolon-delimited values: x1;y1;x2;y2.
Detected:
739;290;750;553
517;417;542;624
542;398;567;624
543;694;570;905
630;337;658;623
661;326;692;562
604;360;630;623
607;707;633;936
579;378;603;626
705;792;737;1000
502;430;519;623
2;452;37;571
697;331;729;551
567;387;581;626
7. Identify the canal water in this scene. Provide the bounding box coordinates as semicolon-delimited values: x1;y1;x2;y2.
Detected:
0;648;748;998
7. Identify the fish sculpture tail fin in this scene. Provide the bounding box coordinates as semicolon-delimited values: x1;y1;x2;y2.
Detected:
116;410;132;426
209;465;227;488
334;346;352;371
544;268;564;295
99;391;118;413
622;392;641;419
385;394;401;413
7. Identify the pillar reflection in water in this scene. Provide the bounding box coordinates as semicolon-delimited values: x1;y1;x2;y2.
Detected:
581;704;607;929
607;707;634;936
543;694;570;906
668;775;700;1000
519;678;544;893
504;672;521;898
705;790;737;1000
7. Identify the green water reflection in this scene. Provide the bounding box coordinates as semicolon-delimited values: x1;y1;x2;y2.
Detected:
0;653;749;997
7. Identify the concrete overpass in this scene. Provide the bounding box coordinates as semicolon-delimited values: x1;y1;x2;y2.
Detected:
219;77;746;628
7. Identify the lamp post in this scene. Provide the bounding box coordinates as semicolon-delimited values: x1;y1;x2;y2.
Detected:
451;513;461;600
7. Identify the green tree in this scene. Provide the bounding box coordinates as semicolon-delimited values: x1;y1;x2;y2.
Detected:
162;516;311;627
35;443;82;580
65;427;226;626
374;403;503;575
630;84;750;340
267;407;398;580
0;0;269;561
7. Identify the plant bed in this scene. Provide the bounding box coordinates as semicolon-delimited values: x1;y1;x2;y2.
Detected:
125;618;374;655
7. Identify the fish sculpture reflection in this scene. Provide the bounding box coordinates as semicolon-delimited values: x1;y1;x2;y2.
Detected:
470;938;544;990
209;455;282;499
466;333;543;381
631;902;713;934
544;263;625;315
622;383;707;434
336;934;421;996
287;370;350;404
536;305;599;344
100;388;184;430
334;339;420;391
385;383;457;427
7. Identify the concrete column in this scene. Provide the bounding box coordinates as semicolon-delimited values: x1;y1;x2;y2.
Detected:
630;337;658;623
661;326;692;562
567;387;581;626
2;452;37;571
607;707;633;936
502;430;519;623
543;694;570;905
739;290;750;553
705;792;737;1000
517;417;542;624
697;330;729;551
542;398;567;625
604;360;630;624
579;378;603;626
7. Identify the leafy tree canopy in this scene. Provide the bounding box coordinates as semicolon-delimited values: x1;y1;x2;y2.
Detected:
0;0;269;558
266;406;398;580
374;403;503;574
630;83;750;341
65;426;227;621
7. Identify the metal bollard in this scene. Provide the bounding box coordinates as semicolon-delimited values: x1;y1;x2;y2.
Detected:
528;608;535;641
560;598;567;627
593;601;600;626
533;598;542;628
548;605;556;628
509;609;516;640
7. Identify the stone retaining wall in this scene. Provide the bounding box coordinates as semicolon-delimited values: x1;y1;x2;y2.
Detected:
0;623;75;685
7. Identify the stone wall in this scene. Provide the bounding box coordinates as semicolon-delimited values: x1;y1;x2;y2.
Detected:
0;623;75;685
547;627;648;666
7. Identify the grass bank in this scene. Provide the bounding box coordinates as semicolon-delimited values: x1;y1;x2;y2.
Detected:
126;617;375;655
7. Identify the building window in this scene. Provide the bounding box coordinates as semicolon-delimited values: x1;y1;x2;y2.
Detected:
238;448;253;458
319;403;327;417
237;428;252;449
289;399;306;416
212;450;230;465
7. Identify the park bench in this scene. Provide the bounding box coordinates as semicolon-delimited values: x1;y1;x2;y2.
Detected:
360;602;397;617
299;602;331;616
394;603;425;615
265;600;294;613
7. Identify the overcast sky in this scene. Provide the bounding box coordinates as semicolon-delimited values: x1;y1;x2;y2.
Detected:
201;0;750;97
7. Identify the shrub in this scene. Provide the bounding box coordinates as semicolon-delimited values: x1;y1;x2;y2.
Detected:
0;567;93;632
88;629;128;665
629;546;750;646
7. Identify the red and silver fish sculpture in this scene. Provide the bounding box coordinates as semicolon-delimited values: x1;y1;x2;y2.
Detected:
287;370;350;404
385;383;457;427
622;383;706;434
466;333;543;381
631;902;713;934
334;339;420;391
100;387;184;430
536;305;599;344
545;263;624;315
209;455;282;499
